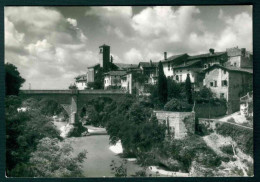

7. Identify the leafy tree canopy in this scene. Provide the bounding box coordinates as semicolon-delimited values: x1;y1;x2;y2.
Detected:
5;63;25;96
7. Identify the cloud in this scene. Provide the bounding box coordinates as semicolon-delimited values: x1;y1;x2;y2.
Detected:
216;10;252;51
5;17;24;48
67;18;77;27
5;7;93;89
124;48;143;63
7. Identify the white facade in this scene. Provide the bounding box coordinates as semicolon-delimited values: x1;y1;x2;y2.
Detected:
76;81;87;90
162;62;174;77
173;68;195;83
104;75;122;89
121;73;132;94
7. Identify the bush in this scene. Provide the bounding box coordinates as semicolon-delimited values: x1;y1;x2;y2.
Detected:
227;117;235;123
164;98;192;112
220;145;234;155
216;123;253;156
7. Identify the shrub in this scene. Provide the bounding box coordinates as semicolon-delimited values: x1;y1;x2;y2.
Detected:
227;117;235;123
220;145;234;155
216;123;253;156
164;98;192;112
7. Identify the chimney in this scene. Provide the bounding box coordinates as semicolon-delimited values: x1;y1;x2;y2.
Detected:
150;59;152;66
209;48;215;55
110;55;113;63
164;52;167;60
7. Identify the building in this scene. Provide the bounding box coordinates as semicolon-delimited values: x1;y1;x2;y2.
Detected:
104;70;127;89
203;64;253;114
121;72;133;94
86;63;100;83
225;47;253;68
75;74;87;90
99;44;111;72
161;53;188;78
240;91;253;116
138;60;158;85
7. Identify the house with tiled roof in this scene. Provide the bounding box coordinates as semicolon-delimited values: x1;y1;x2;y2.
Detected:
202;64;253;114
104;70;127;89
75;74;88;90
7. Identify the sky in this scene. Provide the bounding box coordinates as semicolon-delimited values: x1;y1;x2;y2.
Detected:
4;6;252;89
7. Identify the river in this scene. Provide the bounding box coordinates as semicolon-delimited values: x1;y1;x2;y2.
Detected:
66;135;142;177
53;120;187;177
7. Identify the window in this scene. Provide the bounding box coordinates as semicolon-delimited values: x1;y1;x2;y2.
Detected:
180;75;182;82
176;75;179;81
220;93;225;98
204;64;207;68
214;80;217;87
234;62;237;67
210;82;214;87
100;48;103;53
222;80;228;86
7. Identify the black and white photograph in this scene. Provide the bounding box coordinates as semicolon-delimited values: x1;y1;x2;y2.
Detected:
4;5;253;177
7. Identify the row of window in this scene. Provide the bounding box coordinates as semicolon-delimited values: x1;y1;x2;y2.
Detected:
209;80;228;87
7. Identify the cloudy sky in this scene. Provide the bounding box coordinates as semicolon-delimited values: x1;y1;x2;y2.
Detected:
5;6;252;89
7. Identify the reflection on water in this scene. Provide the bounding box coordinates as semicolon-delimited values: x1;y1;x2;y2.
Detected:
67;135;141;177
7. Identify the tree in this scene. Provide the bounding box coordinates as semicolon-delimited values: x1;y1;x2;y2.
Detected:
28;137;87;177
185;73;193;104
5;63;25;96
69;83;78;90
157;61;168;104
167;78;183;99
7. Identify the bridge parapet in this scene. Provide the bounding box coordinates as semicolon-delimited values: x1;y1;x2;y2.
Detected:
21;89;126;95
79;89;125;94
20;90;72;94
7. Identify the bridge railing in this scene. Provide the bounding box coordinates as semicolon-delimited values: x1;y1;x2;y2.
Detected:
79;89;125;94
20;90;72;94
20;89;126;95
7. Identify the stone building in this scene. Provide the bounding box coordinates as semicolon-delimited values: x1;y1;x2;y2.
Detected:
225;47;253;68
86;63;100;83
203;64;253;114
240;91;253;116
161;52;188;78
99;44;111;72
104;70;127;89
75;74;87;90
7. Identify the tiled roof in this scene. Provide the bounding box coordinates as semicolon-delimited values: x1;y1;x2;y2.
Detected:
139;62;158;68
187;52;226;60
173;59;201;69
203;64;253;74
161;54;188;63
114;63;138;70
104;70;127;76
75;74;87;81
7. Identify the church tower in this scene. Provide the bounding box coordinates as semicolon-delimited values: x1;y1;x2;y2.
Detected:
99;44;110;72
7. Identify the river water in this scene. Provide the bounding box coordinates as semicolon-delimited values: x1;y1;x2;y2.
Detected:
66;135;142;177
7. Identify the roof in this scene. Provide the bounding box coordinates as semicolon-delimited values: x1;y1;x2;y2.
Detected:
173;59;202;69
161;54;188;63
187;52;226;60
114;63;138;70
87;63;100;69
203;64;253;74
138;61;158;68
75;74;87;81
99;44;110;48
104;70;127;76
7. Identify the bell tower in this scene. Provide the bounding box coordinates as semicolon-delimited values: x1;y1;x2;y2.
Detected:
99;44;110;72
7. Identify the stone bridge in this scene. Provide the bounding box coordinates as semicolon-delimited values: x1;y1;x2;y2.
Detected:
20;89;126;123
